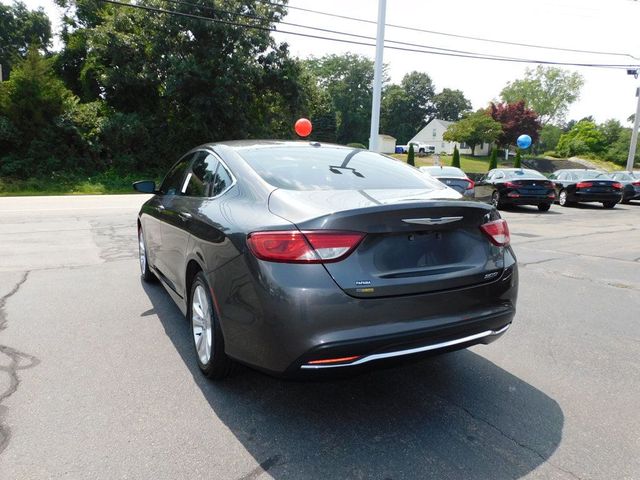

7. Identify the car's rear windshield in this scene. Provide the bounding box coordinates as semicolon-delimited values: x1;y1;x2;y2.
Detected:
239;146;442;190
504;169;545;179
422;167;466;177
575;171;609;179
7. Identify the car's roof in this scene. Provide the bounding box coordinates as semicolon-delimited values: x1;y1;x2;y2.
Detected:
554;168;601;173
203;140;353;151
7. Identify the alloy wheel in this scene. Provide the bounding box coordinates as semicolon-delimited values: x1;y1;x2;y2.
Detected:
192;284;213;364
138;229;146;274
559;190;567;206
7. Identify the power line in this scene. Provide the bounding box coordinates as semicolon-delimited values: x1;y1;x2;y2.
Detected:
98;0;639;69
256;0;640;61
159;0;581;63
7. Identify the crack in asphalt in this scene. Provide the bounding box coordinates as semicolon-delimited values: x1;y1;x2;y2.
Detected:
432;393;584;480
0;271;40;455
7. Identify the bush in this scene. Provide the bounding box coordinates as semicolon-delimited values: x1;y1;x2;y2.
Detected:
543;151;561;158
514;150;522;168
489;147;498;170
451;145;460;168
346;142;366;149
407;143;415;166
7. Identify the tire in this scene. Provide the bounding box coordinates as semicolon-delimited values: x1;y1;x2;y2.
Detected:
558;189;571;207
491;191;503;210
138;226;156;282
537;203;551;212
621;198;630;204
602;201;617;209
189;272;234;379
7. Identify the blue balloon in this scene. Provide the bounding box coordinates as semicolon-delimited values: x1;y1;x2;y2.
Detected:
517;134;532;149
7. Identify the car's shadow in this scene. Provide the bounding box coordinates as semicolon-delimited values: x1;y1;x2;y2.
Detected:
500;205;563;215
142;281;564;480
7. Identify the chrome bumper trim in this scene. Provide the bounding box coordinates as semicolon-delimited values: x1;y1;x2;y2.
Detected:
300;323;511;370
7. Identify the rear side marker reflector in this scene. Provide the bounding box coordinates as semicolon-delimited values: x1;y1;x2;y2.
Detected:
480;219;510;247
307;356;361;365
247;230;365;263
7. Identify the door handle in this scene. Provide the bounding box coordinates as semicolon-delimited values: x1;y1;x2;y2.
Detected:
179;211;192;221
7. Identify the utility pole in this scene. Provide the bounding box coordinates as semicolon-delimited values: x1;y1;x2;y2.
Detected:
368;0;386;153
0;64;3;82
627;72;640;171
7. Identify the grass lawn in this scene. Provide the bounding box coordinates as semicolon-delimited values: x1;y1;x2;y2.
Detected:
0;172;161;197
391;153;492;173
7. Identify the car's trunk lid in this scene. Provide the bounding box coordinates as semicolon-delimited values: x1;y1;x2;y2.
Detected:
269;189;504;298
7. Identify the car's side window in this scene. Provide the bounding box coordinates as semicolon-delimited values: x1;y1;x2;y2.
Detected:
211;162;234;197
494;171;505;180
159;154;193;195
184;152;218;197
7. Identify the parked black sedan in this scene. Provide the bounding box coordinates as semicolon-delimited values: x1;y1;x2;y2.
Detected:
134;141;518;379
608;171;640;204
474;168;556;211
549;169;623;208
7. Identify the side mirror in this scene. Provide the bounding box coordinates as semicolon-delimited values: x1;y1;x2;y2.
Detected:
133;180;156;193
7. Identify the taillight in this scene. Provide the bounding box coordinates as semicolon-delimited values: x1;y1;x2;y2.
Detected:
545;181;555;188
633;181;640;187
576;181;593;189
612;182;623;189
247;230;365;263
465;178;475;190
480;219;510;247
503;181;518;188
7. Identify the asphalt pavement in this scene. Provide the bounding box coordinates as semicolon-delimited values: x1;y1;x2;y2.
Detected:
0;194;638;480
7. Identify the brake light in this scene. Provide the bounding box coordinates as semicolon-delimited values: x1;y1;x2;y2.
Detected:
612;182;623;189
465;178;475;190
633;181;640;186
247;230;365;263
545;181;556;188
507;192;520;198
576;181;593;188
480;219;510;247
503;181;518;188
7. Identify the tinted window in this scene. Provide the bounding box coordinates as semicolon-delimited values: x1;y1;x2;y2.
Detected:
159;155;192;195
504;169;546;179
185;153;218;197
212;163;233;196
239;147;444;191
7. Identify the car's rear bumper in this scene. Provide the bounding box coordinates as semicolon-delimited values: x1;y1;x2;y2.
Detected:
503;195;553;206
211;248;518;377
570;192;622;203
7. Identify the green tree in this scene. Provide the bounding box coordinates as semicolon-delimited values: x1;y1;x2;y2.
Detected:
556;120;606;157
443;110;502;156
598;119;624;146
514;150;522;168
538;124;563;153
400;71;436;128
407;143;415;166
451;145;460;168
306;54;378;145
489;147;498;170
0;1;52;80
604;128;639;166
500;66;584;125
380;84;413;143
433;88;472;121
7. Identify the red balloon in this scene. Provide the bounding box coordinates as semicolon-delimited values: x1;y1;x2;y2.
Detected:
294;118;312;137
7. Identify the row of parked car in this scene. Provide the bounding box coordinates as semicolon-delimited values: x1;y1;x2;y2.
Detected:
419;166;640;211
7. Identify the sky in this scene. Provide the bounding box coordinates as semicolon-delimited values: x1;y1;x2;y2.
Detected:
7;0;640;125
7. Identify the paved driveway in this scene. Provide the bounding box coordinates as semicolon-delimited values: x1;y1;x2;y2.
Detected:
0;195;639;479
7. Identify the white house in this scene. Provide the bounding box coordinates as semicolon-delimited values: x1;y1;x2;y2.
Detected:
375;134;397;154
409;118;491;156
